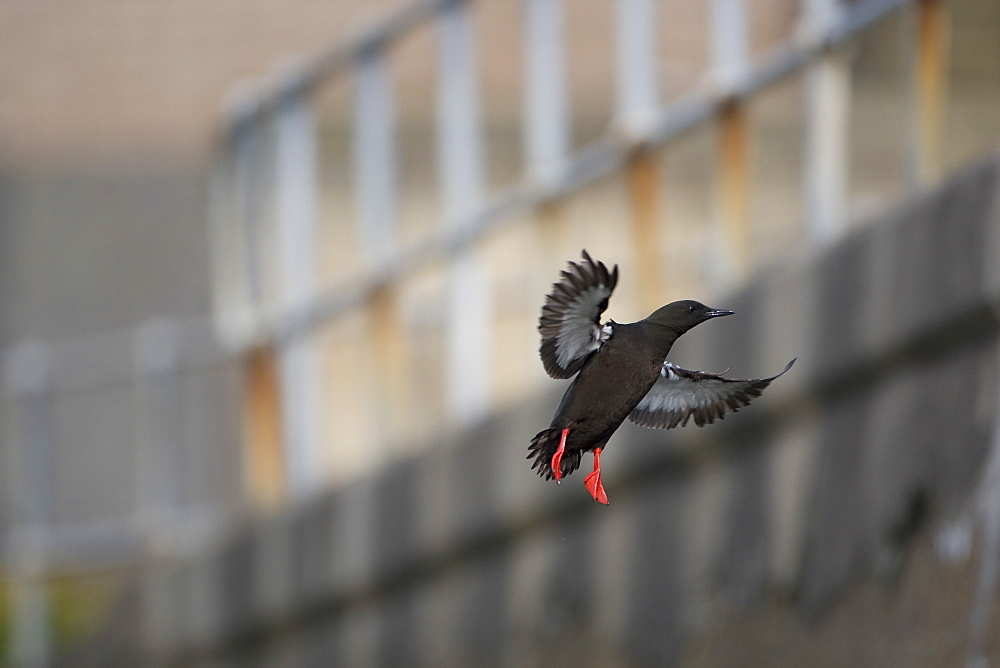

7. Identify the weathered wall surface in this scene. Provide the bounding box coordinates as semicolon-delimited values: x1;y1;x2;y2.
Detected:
96;154;1000;666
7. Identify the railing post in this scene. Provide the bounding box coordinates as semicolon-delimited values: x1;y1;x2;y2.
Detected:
710;0;751;286
354;48;408;449
208;110;267;350
243;347;286;506
617;0;663;313
439;0;490;426
4;342;54;667
625;152;663;312
133;319;186;656
368;285;409;443
439;1;484;226
227;115;294;504
710;0;749;91
524;0;569;187
208;148;245;345
616;0;658;140
802;0;850;245
804;51;850;243
134;319;184;537
273;96;323;497
354;50;398;266
232;119;267;318
717;102;750;283
913;0;948;188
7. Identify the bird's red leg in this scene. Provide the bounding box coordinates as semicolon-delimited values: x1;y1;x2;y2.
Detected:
583;448;608;504
550;428;570;481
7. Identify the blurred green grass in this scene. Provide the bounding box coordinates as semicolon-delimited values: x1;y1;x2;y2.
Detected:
0;570;128;661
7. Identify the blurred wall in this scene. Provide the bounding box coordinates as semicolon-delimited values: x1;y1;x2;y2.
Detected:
0;2;413;657
110;152;1000;666
0;0;414;166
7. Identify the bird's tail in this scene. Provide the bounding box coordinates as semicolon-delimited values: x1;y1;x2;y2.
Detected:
528;428;582;481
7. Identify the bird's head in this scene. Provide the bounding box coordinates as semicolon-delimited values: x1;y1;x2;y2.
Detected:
644;300;734;334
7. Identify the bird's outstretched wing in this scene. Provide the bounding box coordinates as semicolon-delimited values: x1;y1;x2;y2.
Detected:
538;250;619;379
628;358;796;429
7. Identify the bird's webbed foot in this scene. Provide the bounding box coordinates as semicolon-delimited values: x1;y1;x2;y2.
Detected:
550;428;570;481
583;447;608;504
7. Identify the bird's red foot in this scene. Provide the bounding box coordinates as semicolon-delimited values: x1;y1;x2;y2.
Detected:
551;428;570;481
583;448;608;504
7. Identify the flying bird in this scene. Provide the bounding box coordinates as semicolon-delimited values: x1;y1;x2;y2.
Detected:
529;251;794;504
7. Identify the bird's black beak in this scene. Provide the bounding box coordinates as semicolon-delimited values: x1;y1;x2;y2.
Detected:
705;308;734;318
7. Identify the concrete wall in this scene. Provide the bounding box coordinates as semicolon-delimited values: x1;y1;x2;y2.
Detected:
92;153;1000;665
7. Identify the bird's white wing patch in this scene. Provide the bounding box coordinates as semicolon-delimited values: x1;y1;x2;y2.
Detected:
629;359;795;429
538;251;619;379
554;286;612;368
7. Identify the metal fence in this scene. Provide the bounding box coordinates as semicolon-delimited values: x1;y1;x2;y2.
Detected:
1;318;242;665
209;0;947;499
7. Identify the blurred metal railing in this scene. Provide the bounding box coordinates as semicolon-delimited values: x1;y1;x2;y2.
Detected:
210;0;948;502
1;318;238;665
0;1;961;664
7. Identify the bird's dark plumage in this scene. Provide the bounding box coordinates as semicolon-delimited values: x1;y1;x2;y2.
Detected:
529;251;794;504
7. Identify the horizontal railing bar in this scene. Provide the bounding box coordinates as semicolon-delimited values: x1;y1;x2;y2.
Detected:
0;507;229;573
226;0;906;136
0;316;230;399
226;0;464;132
830;0;910;43
228;0;908;351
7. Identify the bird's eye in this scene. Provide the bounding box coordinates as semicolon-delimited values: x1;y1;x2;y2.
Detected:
688;305;695;313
